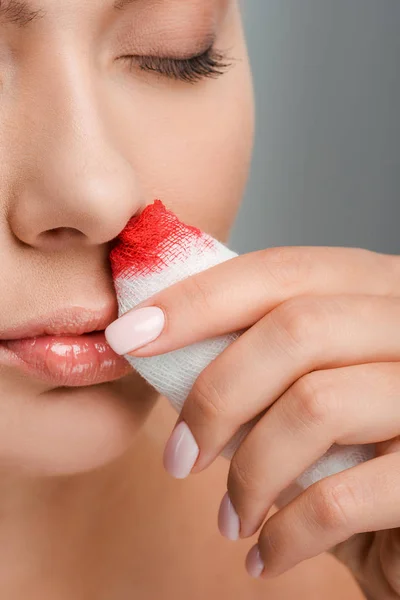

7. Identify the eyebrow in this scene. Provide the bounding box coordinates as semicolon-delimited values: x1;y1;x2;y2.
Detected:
0;0;44;27
0;0;135;28
113;0;135;10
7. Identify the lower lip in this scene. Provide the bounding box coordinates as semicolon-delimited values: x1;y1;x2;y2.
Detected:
0;332;132;387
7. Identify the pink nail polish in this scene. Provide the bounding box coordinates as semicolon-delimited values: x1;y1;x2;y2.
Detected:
163;422;199;479
105;307;165;355
218;493;240;541
246;545;264;579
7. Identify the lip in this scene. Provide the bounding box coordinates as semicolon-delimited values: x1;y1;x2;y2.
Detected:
0;307;133;387
0;306;118;341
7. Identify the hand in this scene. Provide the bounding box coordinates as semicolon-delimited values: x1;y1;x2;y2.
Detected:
120;246;400;599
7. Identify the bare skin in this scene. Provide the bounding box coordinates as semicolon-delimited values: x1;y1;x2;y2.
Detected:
0;401;362;599
0;0;366;597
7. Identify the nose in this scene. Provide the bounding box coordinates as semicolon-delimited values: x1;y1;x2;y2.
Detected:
8;47;142;250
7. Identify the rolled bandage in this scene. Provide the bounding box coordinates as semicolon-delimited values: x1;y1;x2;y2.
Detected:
110;200;374;489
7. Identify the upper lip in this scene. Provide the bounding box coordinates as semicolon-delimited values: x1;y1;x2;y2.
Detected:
0;304;118;341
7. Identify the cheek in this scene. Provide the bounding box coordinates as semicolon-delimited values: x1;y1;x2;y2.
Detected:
138;82;253;241
115;20;254;240
0;371;158;476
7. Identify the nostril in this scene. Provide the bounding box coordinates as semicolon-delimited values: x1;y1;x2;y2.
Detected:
38;227;86;248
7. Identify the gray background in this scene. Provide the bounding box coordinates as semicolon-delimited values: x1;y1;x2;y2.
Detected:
231;0;400;254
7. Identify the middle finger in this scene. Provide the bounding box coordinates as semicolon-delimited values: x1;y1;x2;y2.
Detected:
227;361;400;538
171;294;400;475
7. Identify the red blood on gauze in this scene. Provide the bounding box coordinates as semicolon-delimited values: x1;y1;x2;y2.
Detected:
110;201;374;490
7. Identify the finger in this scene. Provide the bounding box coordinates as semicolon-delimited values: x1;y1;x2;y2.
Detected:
178;294;400;473
227;362;400;538
247;452;400;579
379;529;400;595
107;247;397;357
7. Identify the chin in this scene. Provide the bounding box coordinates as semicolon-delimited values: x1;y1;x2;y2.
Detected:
0;372;159;477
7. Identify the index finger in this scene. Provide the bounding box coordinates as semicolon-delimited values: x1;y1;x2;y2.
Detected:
105;246;396;357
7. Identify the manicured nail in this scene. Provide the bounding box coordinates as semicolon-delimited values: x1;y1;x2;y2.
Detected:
163;422;199;479
218;492;240;541
105;307;165;355
246;545;264;579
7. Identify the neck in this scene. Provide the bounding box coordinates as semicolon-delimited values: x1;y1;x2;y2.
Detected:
0;403;170;597
0;401;358;600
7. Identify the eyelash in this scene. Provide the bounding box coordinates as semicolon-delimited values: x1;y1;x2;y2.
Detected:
124;46;231;83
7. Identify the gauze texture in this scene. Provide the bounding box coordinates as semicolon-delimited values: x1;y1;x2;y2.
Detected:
110;201;374;489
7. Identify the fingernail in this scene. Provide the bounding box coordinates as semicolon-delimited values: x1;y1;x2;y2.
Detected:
105;307;165;355
246;545;264;579
218;492;240;541
163;422;199;479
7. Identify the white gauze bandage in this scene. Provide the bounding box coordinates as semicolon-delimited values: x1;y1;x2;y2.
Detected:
110;200;374;489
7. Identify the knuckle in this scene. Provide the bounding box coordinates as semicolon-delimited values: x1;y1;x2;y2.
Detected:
273;297;321;349
290;373;337;427
380;529;400;594
388;529;400;556
190;373;230;424
310;477;360;533
258;247;312;292
181;274;214;315
373;363;400;397
259;524;287;563
229;454;261;496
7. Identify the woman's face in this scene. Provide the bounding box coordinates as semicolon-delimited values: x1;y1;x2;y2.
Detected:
0;0;254;475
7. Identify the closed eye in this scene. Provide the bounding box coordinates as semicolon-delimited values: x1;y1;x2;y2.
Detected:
123;46;232;83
